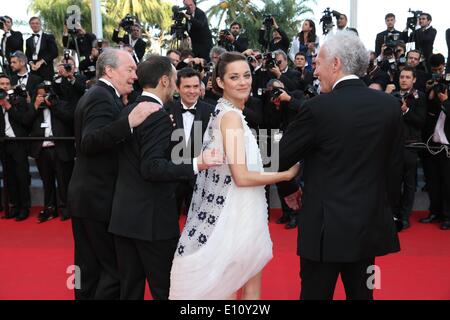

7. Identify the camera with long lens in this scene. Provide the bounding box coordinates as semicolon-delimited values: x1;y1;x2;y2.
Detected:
62;50;73;73
379;47;398;73
319;8;341;35
384;33;401;50
270;87;284;100
262;52;280;71
0;84;28;103
304;84;318;99
192;63;204;73
218;29;234;51
38;81;59;109
406;9;423;32
120;14;137;33
428;73;450;95
262;14;274;28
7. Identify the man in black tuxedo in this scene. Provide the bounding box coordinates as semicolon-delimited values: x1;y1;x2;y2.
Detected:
9;51;42;96
419;54;450;230
0;74;32;221
52;55;87;106
27;83;75;222
109;56;220;300
219;22;248;53
112;23;146;62
391;66;427;230
183;0;213;61
277;31;402;300
269;50;302;92
375;13;403;57
67;48;161;300
165;67;214;214
25;17;58;81
1;16;23;74
405;13;436;70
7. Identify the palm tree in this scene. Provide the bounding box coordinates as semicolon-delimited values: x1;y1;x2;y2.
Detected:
206;0;261;28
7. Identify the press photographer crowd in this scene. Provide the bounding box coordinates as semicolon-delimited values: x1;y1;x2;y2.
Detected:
0;1;449;233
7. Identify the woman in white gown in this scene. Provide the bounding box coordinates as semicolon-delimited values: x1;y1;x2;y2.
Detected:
169;52;299;300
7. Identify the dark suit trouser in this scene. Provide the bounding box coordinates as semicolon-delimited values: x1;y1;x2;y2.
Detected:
300;257;375;300
114;235;178;300
395;149;418;220
424;151;450;220
175;182;194;215
71;217;120;300
2;144;30;210
35;147;74;212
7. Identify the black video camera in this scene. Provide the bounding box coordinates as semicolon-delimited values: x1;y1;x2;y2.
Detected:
407;9;423;32
304;84;318;99
0;16;6;30
320;8;341;35
172;6;188;22
270;87;285;99
120;14;137;33
384;33;401;50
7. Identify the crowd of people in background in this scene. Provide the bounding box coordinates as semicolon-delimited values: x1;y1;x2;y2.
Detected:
0;1;449;233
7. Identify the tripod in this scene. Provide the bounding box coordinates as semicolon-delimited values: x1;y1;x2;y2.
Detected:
65;32;81;64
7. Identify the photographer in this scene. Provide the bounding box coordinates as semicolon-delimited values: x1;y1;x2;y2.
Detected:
269;50;301;92
1;16;23;71
363;51;390;92
391;66;427;230
258;17;290;53
289;19;319;72
406;50;431;93
375;13;403;57
0;74;31;221
419;53;450;230
182;0;213;61
79;39;110;80
25;17;58;81
63;21;96;62
9;51;42;98
337;13;358;35
53;55;87;106
263;79;304;229
113;21;146;62
405;13;436;69
293;52;314;90
167;49;181;68
27;83;75;222
218;22;248;53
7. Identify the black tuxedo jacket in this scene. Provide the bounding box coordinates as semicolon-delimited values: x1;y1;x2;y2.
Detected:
277;79;402;263
404;27;437;62
25;33;58;80
424;97;450;143
27;101;75;162
0;98;32;160
187;8;213;61
112;29;146;61
109;95;195;242
2;30;23;59
68;81;132;222
164;98;214;161
11;73;42;96
233;35;249;53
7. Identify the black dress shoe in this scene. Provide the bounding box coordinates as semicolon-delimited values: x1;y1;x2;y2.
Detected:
4;208;19;219
38;208;58;223
15;209;29;221
402;219;410;230
285;217;298;229
276;215;290;224
419;214;442;224
440;221;450;230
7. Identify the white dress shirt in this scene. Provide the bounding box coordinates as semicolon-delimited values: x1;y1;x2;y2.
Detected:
332;75;359;90
42;108;55;147
433;110;449;145
31;30;43;60
181;100;197;147
3;109;16;138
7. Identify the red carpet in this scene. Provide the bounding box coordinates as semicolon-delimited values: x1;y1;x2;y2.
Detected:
0;208;449;300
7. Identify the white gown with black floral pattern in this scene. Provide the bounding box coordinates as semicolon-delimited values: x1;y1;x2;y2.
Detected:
169;99;273;300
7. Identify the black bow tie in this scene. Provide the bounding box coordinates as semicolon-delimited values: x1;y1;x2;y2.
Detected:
18;74;28;79
32;34;40;38
182;108;196;115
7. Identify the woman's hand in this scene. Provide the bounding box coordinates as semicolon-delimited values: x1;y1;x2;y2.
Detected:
285;163;300;181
